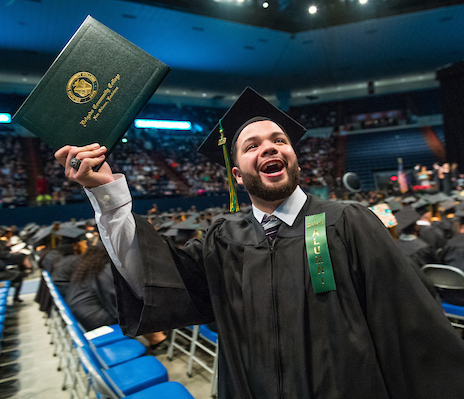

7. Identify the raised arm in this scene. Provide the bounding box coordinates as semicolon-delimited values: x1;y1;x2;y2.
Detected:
54;143;145;297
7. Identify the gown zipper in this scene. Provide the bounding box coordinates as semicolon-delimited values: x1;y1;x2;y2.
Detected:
270;239;284;398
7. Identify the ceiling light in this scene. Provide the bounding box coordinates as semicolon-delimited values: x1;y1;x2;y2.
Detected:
262;2;269;8
0;113;11;124
309;5;317;14
359;0;368;4
135;120;192;130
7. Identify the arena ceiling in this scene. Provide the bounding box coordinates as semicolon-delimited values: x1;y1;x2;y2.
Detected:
1;0;464;104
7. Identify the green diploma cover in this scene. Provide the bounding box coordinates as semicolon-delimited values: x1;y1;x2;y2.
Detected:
13;15;170;154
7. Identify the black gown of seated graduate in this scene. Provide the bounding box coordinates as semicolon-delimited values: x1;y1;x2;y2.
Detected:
439;233;464;305
67;263;118;331
112;194;464;399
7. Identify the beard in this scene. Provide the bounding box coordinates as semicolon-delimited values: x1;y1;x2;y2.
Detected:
239;161;300;202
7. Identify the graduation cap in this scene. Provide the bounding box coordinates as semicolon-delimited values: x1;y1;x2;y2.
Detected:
437;199;458;214
401;196;416;205
369;203;398;228
424;193;451;204
411;197;430;215
384;197;403;212
31;224;61;245
197;87;306;212
57;226;86;242
394;206;421;232
31;223;85;246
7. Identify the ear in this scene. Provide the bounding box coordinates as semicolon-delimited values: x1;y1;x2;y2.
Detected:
232;166;243;186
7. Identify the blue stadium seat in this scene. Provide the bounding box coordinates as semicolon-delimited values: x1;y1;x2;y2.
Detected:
125;381;195;399
75;344;169;398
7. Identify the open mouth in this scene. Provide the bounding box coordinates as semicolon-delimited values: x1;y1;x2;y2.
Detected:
260;160;285;175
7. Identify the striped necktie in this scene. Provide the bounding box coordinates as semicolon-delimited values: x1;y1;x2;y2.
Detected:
261;214;282;241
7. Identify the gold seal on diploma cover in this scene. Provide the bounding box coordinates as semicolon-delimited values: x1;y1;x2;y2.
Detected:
66;72;98;104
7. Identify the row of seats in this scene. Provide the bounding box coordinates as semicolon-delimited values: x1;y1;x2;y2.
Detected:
42;271;195;399
167;324;218;397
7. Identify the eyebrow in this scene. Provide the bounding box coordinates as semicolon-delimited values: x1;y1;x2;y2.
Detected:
240;131;287;148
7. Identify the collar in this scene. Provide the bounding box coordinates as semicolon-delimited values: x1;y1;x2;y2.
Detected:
252;186;307;227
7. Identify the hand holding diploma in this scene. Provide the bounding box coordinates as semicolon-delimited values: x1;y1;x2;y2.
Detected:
55;143;115;188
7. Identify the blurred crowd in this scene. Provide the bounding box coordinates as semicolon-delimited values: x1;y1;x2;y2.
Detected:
0;121;339;207
0;96;441;208
0;134;29;207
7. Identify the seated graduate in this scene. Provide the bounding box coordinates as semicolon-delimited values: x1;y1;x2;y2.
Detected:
432;198;457;240
65;243;166;348
50;247;81;298
439;208;464;306
65;244;119;331
55;87;464;399
34;226;85;313
394;206;441;303
0;227;32;303
414;199;446;254
395;206;438;268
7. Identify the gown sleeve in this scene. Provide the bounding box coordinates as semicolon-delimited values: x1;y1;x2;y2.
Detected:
338;204;464;398
112;213;215;337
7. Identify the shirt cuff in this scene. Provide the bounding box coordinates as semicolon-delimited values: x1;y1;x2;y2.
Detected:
85;174;131;213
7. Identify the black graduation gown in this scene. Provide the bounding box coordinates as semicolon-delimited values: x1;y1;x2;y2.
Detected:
432;219;455;240
396;237;436;268
417;224;446;253
395;237;440;303
439;234;464;305
66;263;118;331
51;254;80;297
442;233;464;271
112;194;464;399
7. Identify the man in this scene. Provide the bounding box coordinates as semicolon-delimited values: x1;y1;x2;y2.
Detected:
439;209;464;306
55;87;464;398
413;198;446;254
395;206;437;269
394;206;440;303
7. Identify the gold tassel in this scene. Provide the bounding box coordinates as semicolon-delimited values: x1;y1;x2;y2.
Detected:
218;120;239;213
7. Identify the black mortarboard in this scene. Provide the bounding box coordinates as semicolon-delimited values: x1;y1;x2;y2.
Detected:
401;196;416;205
424;193;451;204
385;197;403;212
57;226;86;240
438;199;458;213
197;87;306;167
31;224;61;245
395;206;421;232
411;197;430;216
